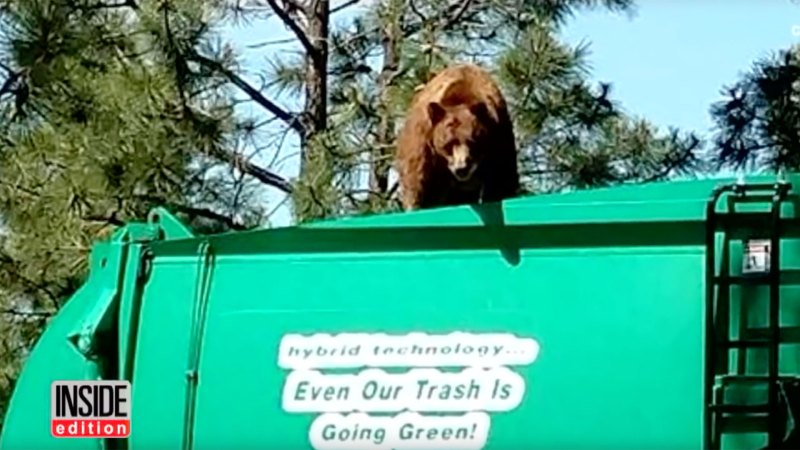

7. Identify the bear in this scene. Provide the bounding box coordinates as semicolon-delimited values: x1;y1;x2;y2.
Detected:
394;63;520;211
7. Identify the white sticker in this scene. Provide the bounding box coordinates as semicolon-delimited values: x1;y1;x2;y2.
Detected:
277;331;540;450
282;367;525;413
309;411;490;450
278;332;540;369
743;239;771;274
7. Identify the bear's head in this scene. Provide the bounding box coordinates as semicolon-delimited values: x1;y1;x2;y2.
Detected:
427;100;492;182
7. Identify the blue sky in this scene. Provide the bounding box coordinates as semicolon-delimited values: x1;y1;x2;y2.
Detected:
224;2;800;227
558;1;800;135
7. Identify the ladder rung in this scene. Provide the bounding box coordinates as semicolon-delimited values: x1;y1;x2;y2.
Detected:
710;403;771;414
713;215;800;239
714;270;800;286
717;375;772;385
729;194;780;204
724;339;771;349
715;374;799;387
716;212;773;228
718;414;770;434
714;274;768;285
744;326;800;343
731;183;788;192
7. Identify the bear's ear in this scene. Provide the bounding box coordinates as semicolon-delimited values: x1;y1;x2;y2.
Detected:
427;102;446;124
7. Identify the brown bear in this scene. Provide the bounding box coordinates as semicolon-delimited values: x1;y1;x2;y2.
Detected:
394;63;520;211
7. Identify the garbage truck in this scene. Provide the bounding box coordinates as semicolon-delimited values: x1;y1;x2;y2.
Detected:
1;174;800;450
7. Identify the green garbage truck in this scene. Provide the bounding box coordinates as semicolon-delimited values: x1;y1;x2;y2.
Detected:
1;174;800;450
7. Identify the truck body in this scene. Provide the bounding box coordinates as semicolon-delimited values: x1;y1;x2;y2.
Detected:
2;175;800;450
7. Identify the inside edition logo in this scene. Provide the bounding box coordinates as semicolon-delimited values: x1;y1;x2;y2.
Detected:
51;380;131;438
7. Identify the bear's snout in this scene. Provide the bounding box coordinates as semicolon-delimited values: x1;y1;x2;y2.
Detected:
453;164;474;180
450;145;475;181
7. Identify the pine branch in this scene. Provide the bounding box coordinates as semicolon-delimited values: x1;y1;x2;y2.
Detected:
643;135;702;183
188;52;305;136
82;214;125;226
264;0;317;57
331;0;360;14
336;0;482;52
162;4;191;112
246;37;297;49
442;0;473;29
81;0;138;9
135;195;248;230
0;308;55;318
0;70;21;100
231;153;294;193
173;206;248;231
402;0;484;35
159;103;294;194
273;0;306;13
0;253;59;303
408;0;427;21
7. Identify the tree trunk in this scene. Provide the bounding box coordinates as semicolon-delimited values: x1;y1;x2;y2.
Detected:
299;0;330;173
370;1;402;208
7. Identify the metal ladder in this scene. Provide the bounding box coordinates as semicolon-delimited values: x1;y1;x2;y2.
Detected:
704;180;799;450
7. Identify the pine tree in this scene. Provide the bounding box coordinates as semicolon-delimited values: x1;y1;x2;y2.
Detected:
0;0;709;425
0;0;274;424
497;20;704;192
305;0;703;217
710;44;800;172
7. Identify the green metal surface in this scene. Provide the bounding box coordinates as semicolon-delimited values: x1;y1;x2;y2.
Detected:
0;227;131;450
2;175;800;449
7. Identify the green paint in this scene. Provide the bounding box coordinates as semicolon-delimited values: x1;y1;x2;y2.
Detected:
2;174;799;450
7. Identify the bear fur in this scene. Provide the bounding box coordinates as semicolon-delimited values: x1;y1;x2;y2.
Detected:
394;63;520;211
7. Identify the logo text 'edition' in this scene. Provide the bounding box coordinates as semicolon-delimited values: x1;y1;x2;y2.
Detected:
50;380;131;438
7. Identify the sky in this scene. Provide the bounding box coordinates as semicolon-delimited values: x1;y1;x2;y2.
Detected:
558;1;800;135
224;1;800;227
